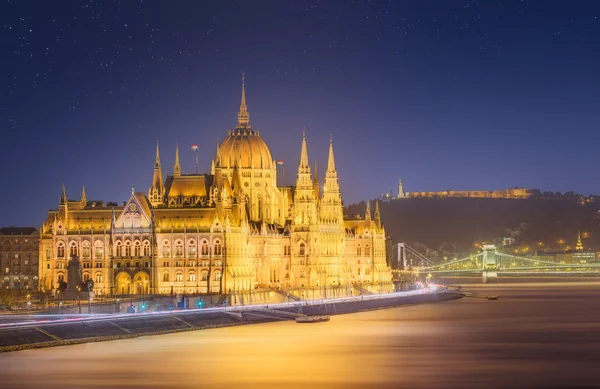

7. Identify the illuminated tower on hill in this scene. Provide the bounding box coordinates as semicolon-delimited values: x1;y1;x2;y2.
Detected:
576;231;584;251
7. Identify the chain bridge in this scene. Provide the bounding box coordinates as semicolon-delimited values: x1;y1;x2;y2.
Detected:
391;243;600;283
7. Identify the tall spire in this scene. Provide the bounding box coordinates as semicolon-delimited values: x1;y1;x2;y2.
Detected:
365;200;372;223
312;160;319;200
174;143;181;177
60;183;67;204
80;185;87;206
299;129;309;169
237;73;250;127
327;134;337;173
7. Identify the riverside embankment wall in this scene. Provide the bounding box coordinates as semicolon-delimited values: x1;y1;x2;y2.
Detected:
0;291;460;353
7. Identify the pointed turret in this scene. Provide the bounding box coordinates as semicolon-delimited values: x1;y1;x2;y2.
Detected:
80;185;87;207
293;131;317;227
237;73;250;127
60;183;67;204
365;200;372;224
174;143;181;177
374;199;381;228
327;134;336;173
148;139;165;207
321;135;344;224
324;135;340;194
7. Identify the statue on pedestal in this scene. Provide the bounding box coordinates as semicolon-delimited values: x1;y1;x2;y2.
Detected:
63;256;95;300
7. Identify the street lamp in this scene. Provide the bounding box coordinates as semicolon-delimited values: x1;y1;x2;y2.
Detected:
76;286;81;314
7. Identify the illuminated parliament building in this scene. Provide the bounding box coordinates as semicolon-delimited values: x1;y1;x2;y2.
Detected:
39;78;392;300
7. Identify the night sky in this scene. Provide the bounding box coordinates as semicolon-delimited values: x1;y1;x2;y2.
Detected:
1;0;599;227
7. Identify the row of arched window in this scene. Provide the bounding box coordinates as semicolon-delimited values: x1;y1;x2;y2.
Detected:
161;239;221;258
54;238;224;259
56;240;106;259
162;270;221;283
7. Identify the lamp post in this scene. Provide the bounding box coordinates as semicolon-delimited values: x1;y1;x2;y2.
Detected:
76;286;81;314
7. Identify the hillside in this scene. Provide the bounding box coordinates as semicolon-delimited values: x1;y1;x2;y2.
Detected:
346;198;600;257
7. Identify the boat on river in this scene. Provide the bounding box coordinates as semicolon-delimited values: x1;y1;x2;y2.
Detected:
295;315;330;323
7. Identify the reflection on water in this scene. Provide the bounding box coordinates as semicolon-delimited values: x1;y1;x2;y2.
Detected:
3;281;600;389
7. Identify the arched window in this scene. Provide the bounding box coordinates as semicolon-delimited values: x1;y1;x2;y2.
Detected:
83;273;90;282
115;241;122;257
201;240;209;256
299;243;305;256
214;240;222;256
95;273;103;283
94;241;104;259
57;242;65;258
188;240;196;257
214;271;222;281
189;272;196;282
357;245;362;256
134;241;141;257
300;270;306;278
143;241;150;256
69;242;78;258
82;241;91;258
125;240;132;257
201;270;208;281
125;261;131;268
163;272;170;282
57;273;65;283
176;272;183;282
364;244;370;256
175;240;183;257
162;241;171;257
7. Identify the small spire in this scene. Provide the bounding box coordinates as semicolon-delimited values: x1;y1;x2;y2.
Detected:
237;73;250;126
60;183;67;204
174;143;181;177
313;160;318;182
215;138;220;166
131;185;135;195
80;185;87;205
365;200;371;222
155;138;161;168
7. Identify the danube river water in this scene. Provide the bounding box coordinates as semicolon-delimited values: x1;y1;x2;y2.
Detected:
2;279;600;389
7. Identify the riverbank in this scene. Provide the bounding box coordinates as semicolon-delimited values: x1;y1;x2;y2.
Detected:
0;290;459;353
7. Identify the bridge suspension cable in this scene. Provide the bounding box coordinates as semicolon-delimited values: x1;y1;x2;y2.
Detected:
402;244;436;267
421;253;483;271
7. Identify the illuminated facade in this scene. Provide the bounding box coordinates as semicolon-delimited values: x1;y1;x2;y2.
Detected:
39;77;392;300
1;227;39;290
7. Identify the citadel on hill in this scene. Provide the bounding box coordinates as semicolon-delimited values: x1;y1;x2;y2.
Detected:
37;76;392;300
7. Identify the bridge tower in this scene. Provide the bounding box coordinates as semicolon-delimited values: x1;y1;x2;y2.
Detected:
481;244;498;283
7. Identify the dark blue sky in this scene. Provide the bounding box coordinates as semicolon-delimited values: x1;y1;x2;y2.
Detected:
1;0;599;226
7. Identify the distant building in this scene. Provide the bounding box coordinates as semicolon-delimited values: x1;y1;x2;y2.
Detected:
392;181;540;200
0;227;39;290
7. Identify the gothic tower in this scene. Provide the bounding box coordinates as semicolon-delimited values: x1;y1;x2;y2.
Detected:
148;140;165;207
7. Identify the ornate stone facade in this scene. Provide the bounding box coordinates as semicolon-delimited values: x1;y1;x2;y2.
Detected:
39;77;392;300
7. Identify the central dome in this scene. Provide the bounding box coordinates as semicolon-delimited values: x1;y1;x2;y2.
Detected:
217;127;273;170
